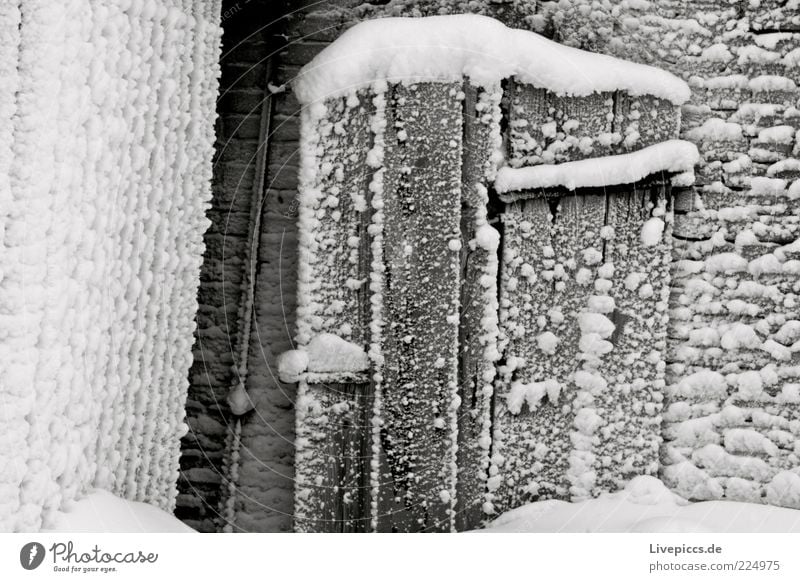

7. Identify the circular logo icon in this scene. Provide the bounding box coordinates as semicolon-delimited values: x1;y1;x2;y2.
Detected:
20;542;45;570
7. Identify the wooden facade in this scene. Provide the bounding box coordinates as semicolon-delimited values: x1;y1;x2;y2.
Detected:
292;79;685;532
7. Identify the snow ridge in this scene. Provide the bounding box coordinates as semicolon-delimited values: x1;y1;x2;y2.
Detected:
293;15;691;106
496;140;700;195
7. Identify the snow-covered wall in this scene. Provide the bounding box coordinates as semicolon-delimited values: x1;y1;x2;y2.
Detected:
0;0;222;532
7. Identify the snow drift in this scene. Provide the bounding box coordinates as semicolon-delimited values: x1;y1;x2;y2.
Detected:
44;490;194;533
485;476;800;533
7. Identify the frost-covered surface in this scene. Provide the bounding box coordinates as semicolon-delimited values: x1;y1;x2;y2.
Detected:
484;476;800;533
44;490;194;533
664;180;800;507
496;140;699;194
453;85;503;529
293;15;690;106
0;0;222;532
490;181;673;513
272;0;800;533
291;87;379;532
529;0;800;512
290;10;699;531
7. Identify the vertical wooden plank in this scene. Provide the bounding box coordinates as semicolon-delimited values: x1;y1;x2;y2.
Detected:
590;181;672;493
508;83;554;167
488;193;607;513
295;379;372;532
376;82;463;532
455;82;502;531
613;92;680;152
293;92;374;532
556;91;615;160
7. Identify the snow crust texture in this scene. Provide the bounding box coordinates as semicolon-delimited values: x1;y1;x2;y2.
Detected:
539;0;800;511
0;0;222;532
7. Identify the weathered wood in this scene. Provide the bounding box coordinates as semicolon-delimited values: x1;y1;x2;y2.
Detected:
293;92;374;532
613;93;680;151
590;183;672;494
455;82;502;531
294;380;373;532
376;82;463;532
558;90;615;159
291;74;688;530
507;81;614;166
507;83;554;167
489;193;607;512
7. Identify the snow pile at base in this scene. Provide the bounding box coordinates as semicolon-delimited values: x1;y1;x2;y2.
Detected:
483;476;800;533
44;490;193;533
495;140;700;194
277;333;370;383
293;15;690;106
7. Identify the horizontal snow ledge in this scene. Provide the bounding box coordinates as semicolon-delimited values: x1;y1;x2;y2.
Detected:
495;140;700;195
293;15;691;105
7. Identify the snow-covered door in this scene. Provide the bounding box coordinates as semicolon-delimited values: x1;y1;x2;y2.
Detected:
485;84;682;514
488;182;673;512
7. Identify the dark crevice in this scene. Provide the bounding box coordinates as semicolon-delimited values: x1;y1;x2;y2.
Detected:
601;191;611;263
547;196;560;223
671;233;711;242
499;78;511;161
484;181;505;515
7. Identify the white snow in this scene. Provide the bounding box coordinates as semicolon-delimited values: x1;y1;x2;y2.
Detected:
483;476;800;533
724;428;778;457
749;76;796;92
506;379;561;414
767;159;800;178
758;125;796;144
684;118;743;142
44;490;194;533
495;141;699;193
577;313;615;339
670;370;728;400
277;349;310;384
641;217;665;247
294;15;691;106
475;223;500;252
704;252;748;274
306;333;370;373
750;176;787;196
537;331;560;355
278;334;369;382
